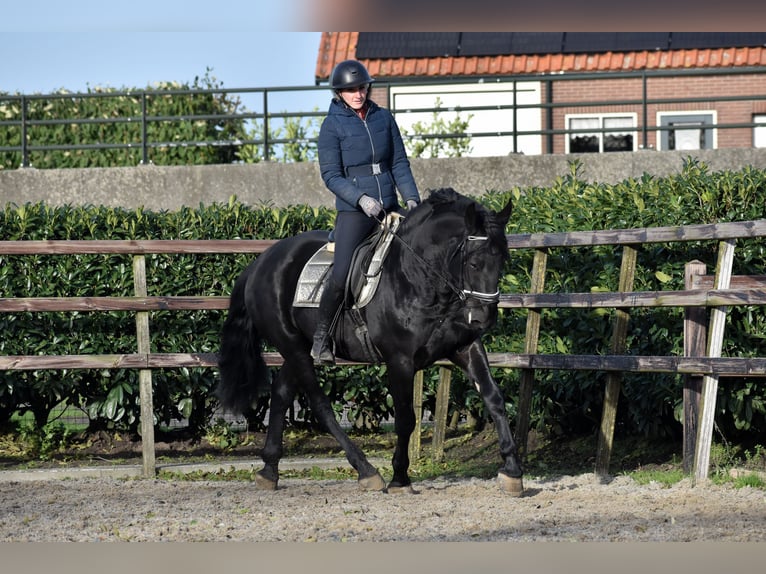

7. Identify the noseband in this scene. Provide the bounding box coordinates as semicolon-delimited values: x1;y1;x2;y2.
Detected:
457;236;501;305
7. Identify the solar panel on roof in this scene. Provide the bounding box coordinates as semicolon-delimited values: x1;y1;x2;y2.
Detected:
458;33;563;56
670;32;766;50
355;32;766;60
616;32;672;51
458;33;513;56
356;32;460;59
562;33;671;54
563;32;671;53
505;33;565;55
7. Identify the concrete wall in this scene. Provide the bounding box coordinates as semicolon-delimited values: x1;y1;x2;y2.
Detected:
2;148;766;211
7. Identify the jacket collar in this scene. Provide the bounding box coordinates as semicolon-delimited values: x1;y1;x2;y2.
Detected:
331;98;379;117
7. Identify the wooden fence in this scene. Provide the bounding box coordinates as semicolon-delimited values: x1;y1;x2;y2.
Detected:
2;219;766;482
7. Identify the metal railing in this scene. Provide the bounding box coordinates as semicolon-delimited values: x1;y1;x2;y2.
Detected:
0;85;329;168
2;66;766;167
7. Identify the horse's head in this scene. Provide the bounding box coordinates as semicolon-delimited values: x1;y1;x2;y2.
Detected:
399;188;512;331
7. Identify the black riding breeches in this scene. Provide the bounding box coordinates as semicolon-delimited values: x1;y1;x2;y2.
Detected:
331;210;378;285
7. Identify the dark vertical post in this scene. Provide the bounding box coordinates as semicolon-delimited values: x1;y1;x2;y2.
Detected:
21;96;29;167
642;72;648;149
515;248;548;457
431;367;452;462
683;261;707;473
545;79;554;154
263;91;270;161
141;93;148;165
409;370;423;462
133;255;156;477
512;81;518;153
595;245;637;476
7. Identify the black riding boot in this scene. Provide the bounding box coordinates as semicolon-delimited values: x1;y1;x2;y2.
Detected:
311;278;345;364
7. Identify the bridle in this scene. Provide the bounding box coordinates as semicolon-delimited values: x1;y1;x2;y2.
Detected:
454;235;502;305
386;217;501;309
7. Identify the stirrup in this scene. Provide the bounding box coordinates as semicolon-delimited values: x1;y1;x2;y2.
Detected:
311;341;336;365
311;333;336;365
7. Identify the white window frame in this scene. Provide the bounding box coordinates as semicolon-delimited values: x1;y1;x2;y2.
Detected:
754;114;766;148
389;81;542;157
656;110;717;151
564;112;638;154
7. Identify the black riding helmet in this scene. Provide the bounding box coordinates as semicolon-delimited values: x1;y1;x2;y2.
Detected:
330;59;374;91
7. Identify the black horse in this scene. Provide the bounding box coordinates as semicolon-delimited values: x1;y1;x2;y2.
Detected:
216;188;523;495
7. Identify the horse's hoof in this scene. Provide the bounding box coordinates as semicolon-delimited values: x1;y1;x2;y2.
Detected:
254;471;278;491
386;483;417;494
497;473;523;496
358;473;386;491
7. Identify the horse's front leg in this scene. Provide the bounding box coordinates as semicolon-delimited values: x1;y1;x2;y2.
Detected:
386;361;417;493
451;339;524;496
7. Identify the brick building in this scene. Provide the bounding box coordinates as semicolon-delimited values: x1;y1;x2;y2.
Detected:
315;32;766;156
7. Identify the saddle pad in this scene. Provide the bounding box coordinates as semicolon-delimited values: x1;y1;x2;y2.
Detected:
292;245;334;307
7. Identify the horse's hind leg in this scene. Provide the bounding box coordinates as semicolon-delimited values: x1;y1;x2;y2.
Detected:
256;363;299;490
295;356;385;491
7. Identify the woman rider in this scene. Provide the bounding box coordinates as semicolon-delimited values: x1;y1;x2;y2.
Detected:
312;59;421;364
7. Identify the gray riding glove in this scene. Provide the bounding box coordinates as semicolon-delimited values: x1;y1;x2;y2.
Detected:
358;194;383;218
406;200;419;211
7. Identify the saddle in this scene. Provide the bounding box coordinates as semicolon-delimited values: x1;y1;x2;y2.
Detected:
293;212;403;309
292;212;404;363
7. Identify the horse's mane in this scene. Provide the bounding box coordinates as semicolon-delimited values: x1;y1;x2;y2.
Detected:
399;187;463;231
401;188;509;258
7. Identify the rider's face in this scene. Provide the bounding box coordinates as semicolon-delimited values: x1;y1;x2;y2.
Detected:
339;84;369;110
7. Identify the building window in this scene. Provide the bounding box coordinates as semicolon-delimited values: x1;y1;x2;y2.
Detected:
755;114;766;148
390;81;543;157
565;114;636;153
657;112;716;151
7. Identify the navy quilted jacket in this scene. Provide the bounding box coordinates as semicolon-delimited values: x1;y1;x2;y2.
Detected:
317;98;420;212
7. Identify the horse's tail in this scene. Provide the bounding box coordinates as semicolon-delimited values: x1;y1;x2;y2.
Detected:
215;264;271;415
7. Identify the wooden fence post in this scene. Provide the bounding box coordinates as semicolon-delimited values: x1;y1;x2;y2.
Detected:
595;245;637;476
515;248;548;457
431;367;452;461
694;239;735;483
683;261;707;473
409;370;424;463
133;255;156;478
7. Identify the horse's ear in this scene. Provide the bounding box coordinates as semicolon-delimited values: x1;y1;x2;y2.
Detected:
496;199;513;226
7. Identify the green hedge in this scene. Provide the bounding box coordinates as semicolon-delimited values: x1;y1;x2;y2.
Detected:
484;158;766;441
1;158;766;445
0;199;335;435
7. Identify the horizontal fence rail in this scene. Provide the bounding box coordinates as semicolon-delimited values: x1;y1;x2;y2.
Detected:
1;219;765;480
2;352;766;377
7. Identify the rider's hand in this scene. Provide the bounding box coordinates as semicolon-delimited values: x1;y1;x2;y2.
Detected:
406;200;419;212
358;195;383;218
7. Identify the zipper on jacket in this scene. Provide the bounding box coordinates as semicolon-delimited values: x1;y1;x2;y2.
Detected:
360;114;384;203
